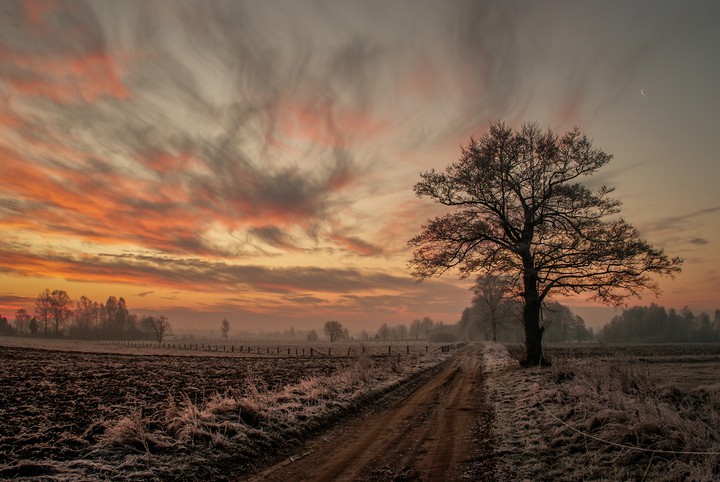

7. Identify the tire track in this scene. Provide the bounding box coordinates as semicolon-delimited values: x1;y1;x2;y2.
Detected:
244;344;493;482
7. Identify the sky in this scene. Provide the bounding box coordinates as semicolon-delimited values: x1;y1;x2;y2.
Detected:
1;0;719;334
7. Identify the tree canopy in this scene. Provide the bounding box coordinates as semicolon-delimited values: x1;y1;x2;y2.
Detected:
409;122;682;365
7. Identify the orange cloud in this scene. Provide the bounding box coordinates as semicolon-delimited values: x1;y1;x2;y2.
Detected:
2;49;130;104
330;233;383;257
1;145;212;254
278;99;389;148
23;0;59;25
142;151;201;175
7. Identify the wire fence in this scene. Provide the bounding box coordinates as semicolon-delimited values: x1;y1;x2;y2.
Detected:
536;345;720;457
93;340;467;357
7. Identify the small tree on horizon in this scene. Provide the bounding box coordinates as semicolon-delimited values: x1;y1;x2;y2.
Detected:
145;315;172;343
221;318;230;341
28;317;38;335
471;274;516;343
409;122;681;366
377;323;390;341
14;308;31;335
49;290;73;337
34;289;52;337
324;320;344;342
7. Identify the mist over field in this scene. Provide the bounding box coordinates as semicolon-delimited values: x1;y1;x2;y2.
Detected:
2;1;720;481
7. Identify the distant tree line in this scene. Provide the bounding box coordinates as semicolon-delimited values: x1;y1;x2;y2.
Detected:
0;289;172;341
600;304;720;343
311;318;456;344
457;274;593;343
459;298;593;344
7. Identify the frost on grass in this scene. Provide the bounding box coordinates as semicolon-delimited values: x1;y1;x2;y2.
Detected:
0;345;447;481
483;343;720;482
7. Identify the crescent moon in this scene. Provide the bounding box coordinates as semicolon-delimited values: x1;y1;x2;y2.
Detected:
640;88;646;96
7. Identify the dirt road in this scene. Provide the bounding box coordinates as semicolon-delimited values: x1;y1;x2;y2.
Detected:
244;344;494;482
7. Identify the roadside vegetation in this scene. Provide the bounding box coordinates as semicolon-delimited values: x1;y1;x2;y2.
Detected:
486;343;720;481
0;342;455;481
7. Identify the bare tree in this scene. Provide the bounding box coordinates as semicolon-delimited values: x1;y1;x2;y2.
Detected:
14;309;31;335
420;317;434;339
409;122;681;365
221;318;230;341
472;274;515;342
377;323;390;341
49;290;73;337
0;314;12;335
28;317;38;335
324;320;343;342
306;329;318;342
73;296;102;339
34;289;52;336
145;315;172;343
410;319;422;339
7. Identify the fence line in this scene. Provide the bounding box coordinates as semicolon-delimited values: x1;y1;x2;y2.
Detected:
92;339;467;358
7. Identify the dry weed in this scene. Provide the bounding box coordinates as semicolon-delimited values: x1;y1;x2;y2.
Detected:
545;355;720;480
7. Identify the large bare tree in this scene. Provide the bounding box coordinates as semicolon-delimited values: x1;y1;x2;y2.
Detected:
409;122;682;365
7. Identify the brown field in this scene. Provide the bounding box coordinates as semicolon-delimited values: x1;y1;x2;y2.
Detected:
4;338;720;481
0;337;452;481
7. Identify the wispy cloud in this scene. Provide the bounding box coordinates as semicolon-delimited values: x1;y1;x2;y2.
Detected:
643;207;720;233
330;233;384;257
689;238;709;246
0;243;410;295
0;0;385;260
1;0;717;322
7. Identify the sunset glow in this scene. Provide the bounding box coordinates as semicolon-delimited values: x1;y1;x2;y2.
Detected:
1;1;718;332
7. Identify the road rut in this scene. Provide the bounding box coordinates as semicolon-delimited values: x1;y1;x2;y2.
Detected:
244;344;494;481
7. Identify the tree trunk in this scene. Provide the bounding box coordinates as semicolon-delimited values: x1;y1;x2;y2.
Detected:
521;260;548;367
522;299;546;366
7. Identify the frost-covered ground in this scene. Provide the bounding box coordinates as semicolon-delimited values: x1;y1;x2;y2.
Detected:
0;336;438;358
6;338;718;481
0;340;452;481
483;343;720;481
